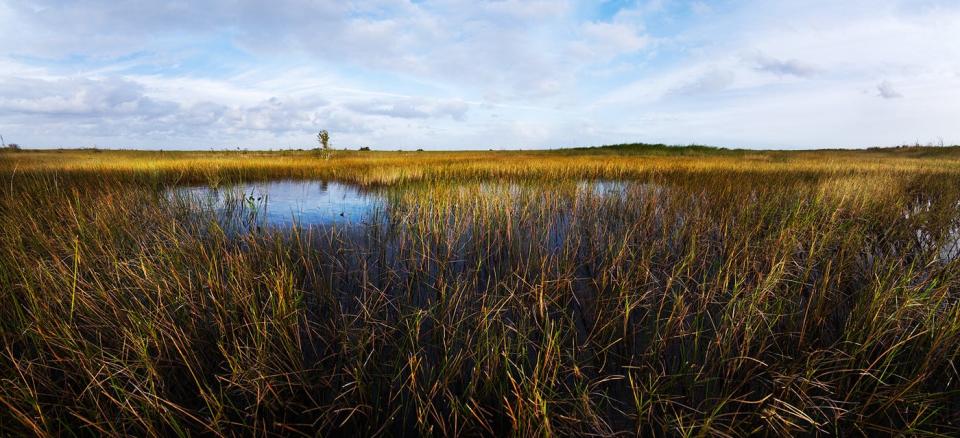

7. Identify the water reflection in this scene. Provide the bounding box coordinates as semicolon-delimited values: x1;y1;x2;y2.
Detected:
173;180;381;227
170;179;959;264
172;179;639;229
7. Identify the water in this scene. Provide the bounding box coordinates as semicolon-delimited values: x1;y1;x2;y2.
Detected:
173;180;382;227
172;180;959;263
904;198;960;262
171;179;641;229
577;180;663;197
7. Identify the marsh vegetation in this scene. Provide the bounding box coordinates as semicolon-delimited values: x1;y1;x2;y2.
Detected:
2;145;960;435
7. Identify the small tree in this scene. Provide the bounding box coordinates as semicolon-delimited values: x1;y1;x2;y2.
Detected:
317;130;332;159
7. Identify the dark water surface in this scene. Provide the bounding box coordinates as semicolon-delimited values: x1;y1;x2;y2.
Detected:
171;179;960;263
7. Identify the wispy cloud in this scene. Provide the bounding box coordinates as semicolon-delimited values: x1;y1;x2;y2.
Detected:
751;53;820;78
345;98;469;121
670;69;736;96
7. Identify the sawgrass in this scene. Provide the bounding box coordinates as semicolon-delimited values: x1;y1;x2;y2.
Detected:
2;146;960;435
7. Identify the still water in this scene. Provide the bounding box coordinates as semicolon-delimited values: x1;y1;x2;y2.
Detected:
173;180;382;227
171;179;636;228
172;180;960;262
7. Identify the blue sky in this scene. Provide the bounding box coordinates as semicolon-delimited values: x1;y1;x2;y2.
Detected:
1;0;958;150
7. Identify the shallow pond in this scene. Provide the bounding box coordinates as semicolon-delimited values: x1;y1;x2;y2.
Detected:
173;180;382;227
171;179;960;263
171;179;638;228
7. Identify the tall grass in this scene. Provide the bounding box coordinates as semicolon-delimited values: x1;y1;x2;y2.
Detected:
1;149;960;435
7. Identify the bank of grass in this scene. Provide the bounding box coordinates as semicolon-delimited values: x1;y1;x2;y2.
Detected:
5;146;960;186
2;147;960;435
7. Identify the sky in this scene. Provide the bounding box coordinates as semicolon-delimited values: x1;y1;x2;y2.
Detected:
0;0;959;150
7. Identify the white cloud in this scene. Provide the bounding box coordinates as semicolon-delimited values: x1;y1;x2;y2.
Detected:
589;0;960;147
345;97;469;121
0;76;174;118
0;0;959;149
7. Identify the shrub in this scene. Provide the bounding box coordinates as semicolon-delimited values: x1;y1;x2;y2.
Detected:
316;130;332;159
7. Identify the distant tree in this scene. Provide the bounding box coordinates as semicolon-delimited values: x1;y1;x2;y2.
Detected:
416;148;424;152
317;130;332;159
359;146;371;151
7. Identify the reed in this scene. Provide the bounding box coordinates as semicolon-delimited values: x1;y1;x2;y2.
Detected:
1;146;959;435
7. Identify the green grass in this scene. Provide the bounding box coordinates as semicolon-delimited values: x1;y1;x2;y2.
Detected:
2;147;960;435
554;142;735;155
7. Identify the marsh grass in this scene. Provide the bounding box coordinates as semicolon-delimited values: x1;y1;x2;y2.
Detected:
2;148;960;435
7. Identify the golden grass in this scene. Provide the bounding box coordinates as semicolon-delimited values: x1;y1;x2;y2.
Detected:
1;146;960;436
6;147;960;186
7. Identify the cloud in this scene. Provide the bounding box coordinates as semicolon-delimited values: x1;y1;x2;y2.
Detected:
0;0;648;103
876;80;903;99
670;69;736;96
345;98;469;121
574;21;649;61
0;76;177;118
1;0;959;149
0;70;377;145
1;0;571;100
751;54;819;78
